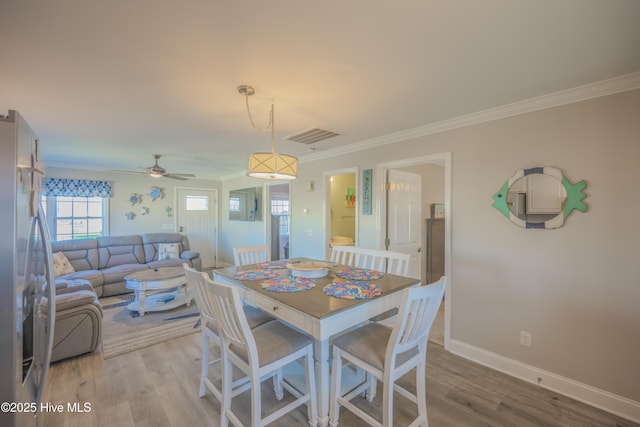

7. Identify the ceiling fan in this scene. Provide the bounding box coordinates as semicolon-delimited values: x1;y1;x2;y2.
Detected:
115;154;196;180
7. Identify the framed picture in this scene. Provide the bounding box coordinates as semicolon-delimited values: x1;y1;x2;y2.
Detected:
345;187;356;208
362;169;372;215
431;203;445;219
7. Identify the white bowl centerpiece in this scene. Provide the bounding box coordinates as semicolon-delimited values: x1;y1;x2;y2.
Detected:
287;261;331;278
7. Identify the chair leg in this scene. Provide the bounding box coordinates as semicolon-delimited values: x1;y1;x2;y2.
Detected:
220;349;232;427
273;368;284;400
305;348;318;427
329;348;343;427
416;362;428;427
382;378;394;427
199;329;208;397
366;372;377;402
251;374;262;426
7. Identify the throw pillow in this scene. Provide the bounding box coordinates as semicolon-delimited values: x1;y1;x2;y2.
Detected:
52;252;75;277
157;243;181;260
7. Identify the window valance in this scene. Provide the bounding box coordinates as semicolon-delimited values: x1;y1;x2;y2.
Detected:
43;178;112;197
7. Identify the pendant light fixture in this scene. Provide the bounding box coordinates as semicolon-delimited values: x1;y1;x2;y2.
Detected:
239;85;298;180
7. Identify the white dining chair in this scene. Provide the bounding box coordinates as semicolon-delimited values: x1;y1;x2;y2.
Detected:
329;245;410;276
233;245;270;266
329;276;447;427
183;264;276;402
329;245;413;400
203;275;318;427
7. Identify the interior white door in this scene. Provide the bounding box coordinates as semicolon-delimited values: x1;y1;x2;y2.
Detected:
386;169;422;279
177;188;218;269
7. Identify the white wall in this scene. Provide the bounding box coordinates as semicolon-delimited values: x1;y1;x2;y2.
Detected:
282;89;640;411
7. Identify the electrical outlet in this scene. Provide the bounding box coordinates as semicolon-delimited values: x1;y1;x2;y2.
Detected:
520;331;532;347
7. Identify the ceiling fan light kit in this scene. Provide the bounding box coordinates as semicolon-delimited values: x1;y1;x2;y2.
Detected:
239;84;298;180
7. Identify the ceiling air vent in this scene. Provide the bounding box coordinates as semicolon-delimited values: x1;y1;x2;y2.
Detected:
286;128;340;145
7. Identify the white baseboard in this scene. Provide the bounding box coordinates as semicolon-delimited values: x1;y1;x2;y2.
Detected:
448;339;640;424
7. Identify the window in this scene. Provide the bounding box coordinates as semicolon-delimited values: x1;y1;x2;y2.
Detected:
271;199;289;235
229;197;240;212
186;195;209;211
43;196;109;241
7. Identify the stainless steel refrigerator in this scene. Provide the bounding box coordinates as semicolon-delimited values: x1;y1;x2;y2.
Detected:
0;110;55;427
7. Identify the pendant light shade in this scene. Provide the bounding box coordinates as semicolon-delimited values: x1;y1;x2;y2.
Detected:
239;84;297;180
247;152;298;180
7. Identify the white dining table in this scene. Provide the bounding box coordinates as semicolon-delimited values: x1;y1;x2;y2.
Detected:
213;260;420;427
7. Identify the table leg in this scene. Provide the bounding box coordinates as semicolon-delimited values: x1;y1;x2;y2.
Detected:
138;289;146;316
184;283;192;306
314;338;331;427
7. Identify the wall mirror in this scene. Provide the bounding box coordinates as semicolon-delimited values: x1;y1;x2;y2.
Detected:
492;166;587;229
229;187;262;221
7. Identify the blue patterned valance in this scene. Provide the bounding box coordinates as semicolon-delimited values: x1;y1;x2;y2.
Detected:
44;178;112;197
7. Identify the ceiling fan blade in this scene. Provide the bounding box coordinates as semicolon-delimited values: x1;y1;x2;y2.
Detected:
167;173;196;177
163;174;190;180
112;169;149;175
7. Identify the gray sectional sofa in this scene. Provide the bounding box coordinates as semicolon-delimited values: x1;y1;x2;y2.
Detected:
52;232;202;297
48;232;200;362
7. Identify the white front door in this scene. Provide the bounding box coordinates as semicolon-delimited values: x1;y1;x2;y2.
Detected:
176;188;218;269
386;169;422;279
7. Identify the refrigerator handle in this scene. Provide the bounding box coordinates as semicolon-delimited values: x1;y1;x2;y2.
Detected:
35;204;55;407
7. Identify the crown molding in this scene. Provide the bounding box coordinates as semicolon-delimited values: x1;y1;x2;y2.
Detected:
300;71;640;164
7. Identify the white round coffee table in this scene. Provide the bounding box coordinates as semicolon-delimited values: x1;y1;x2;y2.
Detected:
124;266;192;316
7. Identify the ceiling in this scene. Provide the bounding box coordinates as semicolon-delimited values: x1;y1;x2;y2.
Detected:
2;0;640;180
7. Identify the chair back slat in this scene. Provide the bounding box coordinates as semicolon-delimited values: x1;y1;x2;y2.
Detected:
233;245;270;266
201;275;259;364
184;264;217;326
386;255;410;276
329;246;355;266
330;245;411;276
388;276;446;356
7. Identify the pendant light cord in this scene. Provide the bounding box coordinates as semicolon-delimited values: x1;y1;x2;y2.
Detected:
243;91;273;131
243;90;276;154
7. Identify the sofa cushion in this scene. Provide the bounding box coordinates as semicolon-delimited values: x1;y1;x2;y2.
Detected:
97;235;145;268
142;233;190;262
55;270;104;296
53;252;75;277
101;263;149;285
157;243;181;260
51;238;99;271
54;290;100;312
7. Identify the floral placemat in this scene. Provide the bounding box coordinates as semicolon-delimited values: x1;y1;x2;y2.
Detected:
255;259;289;270
261;277;316;292
323;281;382;299
334;267;385;280
232;270;280;281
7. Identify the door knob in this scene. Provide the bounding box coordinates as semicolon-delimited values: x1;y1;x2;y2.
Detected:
179;226;184;232
417;247;423;253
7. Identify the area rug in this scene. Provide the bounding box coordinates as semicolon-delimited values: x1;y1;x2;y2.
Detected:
100;293;201;359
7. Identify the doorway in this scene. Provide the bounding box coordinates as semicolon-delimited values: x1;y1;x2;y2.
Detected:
324;169;357;260
176;187;219;269
385;168;422;279
266;182;290;260
377;153;451;349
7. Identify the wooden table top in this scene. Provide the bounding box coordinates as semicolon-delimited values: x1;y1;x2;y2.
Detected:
214;260;420;320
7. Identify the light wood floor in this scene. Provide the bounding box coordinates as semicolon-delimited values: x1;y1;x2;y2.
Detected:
42;331;637;427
